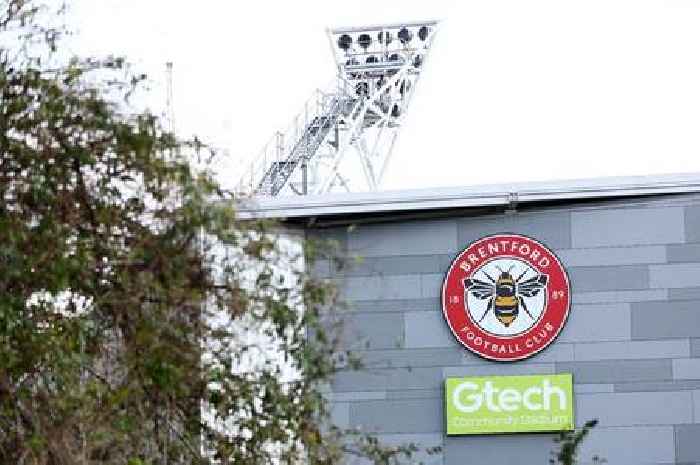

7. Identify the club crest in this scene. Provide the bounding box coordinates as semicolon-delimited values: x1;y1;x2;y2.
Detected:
442;234;570;361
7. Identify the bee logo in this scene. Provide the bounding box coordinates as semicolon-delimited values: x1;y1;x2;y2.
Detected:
463;265;548;328
441;234;571;362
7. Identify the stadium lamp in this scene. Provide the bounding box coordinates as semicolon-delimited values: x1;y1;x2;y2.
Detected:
418;25;430;41
337;34;352;51
398;27;412;44
358;33;372;49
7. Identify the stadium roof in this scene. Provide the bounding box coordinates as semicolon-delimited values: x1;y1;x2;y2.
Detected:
236;173;700;222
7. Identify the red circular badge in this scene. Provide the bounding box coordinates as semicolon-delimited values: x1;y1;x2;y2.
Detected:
442;234;570;361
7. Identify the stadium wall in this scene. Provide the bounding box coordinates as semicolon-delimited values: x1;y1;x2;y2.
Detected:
308;192;700;465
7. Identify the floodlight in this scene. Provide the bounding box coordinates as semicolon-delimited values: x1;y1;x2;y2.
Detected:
398;27;412;44
418;26;430;41
338;34;352;51
358;33;372;49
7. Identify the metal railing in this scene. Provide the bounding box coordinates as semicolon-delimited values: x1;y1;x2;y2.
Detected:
236;86;350;196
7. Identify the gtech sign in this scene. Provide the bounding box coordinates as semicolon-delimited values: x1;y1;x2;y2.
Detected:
445;374;575;435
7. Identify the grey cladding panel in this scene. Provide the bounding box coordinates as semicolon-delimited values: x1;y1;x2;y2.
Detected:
421;273;445;299
670;287;700;301
675;424;700;463
572;289;667;305
556;245;666;267
667;243;700;263
444;434;553;465
567;265;649;292
350;398;442;434
633;300;700;339
339;274;422;301
330;403;350;429
573;339;690;361
349;298;437;313
404;311;454;349
557;303;631;343
673;358;700;380
614;380;700;393
343;254;453;277
572;207;685;248
692;338;700;357
579;426;675;465
332;366;443;392
457;211;571;249
328;391;386;402
355;347;464;369
685;206;700;243
387;389;442;400
340;312;404;350
555;359;672;383
576;391;692;426
348;219;457;257
650;263;700;289
574;384;614;394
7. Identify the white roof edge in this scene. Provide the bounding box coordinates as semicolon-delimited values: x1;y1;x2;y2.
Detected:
236;172;700;220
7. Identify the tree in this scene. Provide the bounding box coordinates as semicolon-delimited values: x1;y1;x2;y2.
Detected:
0;1;431;464
550;420;604;465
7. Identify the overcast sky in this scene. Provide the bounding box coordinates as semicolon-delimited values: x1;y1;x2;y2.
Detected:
69;0;700;191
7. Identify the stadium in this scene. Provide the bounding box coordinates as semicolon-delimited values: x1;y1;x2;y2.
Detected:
239;18;700;465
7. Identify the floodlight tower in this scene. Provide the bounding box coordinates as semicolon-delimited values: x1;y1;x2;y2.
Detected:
237;21;438;197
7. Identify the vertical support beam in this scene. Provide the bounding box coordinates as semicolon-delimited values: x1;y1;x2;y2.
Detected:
302;163;308;195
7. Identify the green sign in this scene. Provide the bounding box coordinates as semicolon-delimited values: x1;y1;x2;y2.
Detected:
445;373;574;435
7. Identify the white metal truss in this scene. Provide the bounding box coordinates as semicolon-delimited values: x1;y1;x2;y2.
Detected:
236;21;439;197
